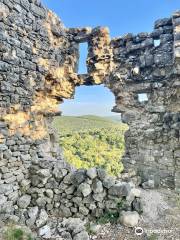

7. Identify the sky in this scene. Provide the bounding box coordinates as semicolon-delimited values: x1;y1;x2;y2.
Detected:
42;0;180;116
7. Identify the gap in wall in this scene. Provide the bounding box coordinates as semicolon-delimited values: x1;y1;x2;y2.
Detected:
138;93;148;102
52;85;128;176
78;42;88;74
154;39;160;47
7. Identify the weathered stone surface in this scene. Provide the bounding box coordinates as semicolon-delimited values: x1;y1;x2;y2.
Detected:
73;171;86;186
27;206;39;226
39;225;51;238
119;211;140;227
109;183;131;197
142;180;155;189
92;180;103;193
36;209;48;228
130;188;141;198
0;184;13;194
17;195;31;208
97;169;107;181
132;198;143;213
86;168;97;179
88;223;101;234
103;176;115;189
0;195;7;205
53;168;68;180
60;206;72;218
61;231;72;239
78;183;92;197
57;217;89;239
74;231;89;240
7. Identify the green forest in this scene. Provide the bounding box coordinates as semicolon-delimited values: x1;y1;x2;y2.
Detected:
53;115;128;176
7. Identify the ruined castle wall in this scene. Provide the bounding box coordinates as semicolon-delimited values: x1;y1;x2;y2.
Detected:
0;0;121;227
106;15;180;190
0;0;179;233
0;0;81;220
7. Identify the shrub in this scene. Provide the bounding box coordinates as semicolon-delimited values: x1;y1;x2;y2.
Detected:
60;127;127;176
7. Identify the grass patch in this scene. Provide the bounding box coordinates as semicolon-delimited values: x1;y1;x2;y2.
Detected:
85;223;95;235
116;199;126;210
175;194;180;209
148;233;158;240
97;211;119;225
4;226;34;240
6;228;23;240
96;199;127;225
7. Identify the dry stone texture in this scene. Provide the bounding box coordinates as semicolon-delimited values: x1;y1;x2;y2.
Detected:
0;0;179;238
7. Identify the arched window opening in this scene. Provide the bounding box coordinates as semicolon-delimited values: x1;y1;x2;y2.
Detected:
78;42;88;74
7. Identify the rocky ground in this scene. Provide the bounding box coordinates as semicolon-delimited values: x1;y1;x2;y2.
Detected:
90;189;180;240
0;189;179;240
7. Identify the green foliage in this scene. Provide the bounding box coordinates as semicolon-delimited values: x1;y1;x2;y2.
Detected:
176;194;180;209
4;226;34;240
148;233;158;240
116;199;126;211
97;211;119;224
85;223;95;235
27;235;34;240
8;229;23;240
96;199;126;225
53;115;128;176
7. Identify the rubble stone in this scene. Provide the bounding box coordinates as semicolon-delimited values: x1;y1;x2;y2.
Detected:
119;211;140;227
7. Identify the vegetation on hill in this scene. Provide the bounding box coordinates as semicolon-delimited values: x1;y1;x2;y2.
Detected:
53;115;128;176
53;115;122;134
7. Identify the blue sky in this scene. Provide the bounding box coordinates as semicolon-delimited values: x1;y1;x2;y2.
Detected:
42;0;180;116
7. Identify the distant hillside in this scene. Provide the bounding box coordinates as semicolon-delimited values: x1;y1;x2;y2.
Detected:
53;115;124;136
52;115;127;176
105;115;122;123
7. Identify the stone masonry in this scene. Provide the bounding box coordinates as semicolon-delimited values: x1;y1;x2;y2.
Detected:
108;16;180;190
0;0;180;238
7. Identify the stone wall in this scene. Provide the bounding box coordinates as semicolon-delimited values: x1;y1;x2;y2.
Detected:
29;160;141;219
107;15;180;190
0;0;79;224
67;14;180;191
0;0;180;238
